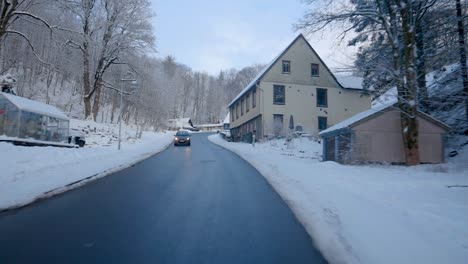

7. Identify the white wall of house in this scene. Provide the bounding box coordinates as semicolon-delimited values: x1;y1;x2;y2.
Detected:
228;35;371;139
260;81;370;137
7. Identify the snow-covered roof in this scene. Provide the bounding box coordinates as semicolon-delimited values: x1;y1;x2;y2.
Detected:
336;76;364;90
166;117;192;128
223;113;230;124
227;34;364;108
1;92;69;120
320;103;394;135
320;101;450;136
196;123;223;128
227;46;286;108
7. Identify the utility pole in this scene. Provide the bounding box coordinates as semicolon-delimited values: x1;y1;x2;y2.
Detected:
119;78;137;150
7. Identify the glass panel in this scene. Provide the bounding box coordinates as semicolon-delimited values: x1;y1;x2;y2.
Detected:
273;114;284;136
252;89;256;108
282;61;290;73
241;99;244;115
318;116;327;131
317;88;328;107
246;94;250;112
19;112;44;140
2;100;20;137
273;85;285;105
43;117;69;142
311;63;319;76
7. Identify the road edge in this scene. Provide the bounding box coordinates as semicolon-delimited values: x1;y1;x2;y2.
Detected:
0;140;173;213
207;134;337;264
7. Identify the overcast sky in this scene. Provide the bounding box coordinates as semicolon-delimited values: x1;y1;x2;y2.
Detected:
150;0;357;75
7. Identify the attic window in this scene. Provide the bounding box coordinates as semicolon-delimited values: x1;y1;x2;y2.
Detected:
282;60;291;73
311;63;319;77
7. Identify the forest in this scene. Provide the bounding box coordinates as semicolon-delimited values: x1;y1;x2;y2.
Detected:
1;0;467;145
0;0;264;129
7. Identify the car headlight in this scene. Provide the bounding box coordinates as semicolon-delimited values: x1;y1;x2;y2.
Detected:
175;137;178;140
187;138;190;140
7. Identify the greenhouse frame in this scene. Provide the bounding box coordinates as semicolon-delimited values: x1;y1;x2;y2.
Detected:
0;92;70;144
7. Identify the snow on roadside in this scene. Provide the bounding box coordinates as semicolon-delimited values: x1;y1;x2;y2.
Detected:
208;134;468;264
0;121;173;211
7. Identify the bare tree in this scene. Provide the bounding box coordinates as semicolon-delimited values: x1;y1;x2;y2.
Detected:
456;0;468;122
296;0;447;165
63;0;154;120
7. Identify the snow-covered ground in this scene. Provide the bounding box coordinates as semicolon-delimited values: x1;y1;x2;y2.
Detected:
0;120;173;211
209;134;468;264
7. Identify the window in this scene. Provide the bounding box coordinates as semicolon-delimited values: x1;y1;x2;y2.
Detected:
236;103;239;119
318;116;327;131
231;108;234;122
252;89;257;108
241;98;244;116
316;88;328;107
273;114;284;136
311;63;319;76
246;93;250;112
282;60;291;73
273;85;285;105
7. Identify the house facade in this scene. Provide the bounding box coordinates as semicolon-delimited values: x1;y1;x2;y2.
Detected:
227;34;371;142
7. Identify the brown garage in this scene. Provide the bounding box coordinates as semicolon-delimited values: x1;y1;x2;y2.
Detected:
319;103;450;164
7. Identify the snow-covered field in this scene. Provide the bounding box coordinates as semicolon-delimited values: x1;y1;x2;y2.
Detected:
209;134;468;264
0;120;173;211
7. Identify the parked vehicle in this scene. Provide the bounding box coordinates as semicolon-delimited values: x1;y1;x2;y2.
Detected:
174;130;191;146
68;128;86;147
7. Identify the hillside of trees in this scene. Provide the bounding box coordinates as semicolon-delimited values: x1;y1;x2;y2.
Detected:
0;0;263;130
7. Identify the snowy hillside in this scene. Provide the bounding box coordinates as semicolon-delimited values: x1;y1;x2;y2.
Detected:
0;120;173;211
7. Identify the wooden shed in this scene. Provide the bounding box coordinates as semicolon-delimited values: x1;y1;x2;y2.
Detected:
319;103;450;164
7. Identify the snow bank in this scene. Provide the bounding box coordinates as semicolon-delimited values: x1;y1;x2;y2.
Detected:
0;121;173;211
209;135;468;264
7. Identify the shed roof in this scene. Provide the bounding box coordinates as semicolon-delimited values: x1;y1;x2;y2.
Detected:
1;92;69;120
227;34;364;108
320;103;450;137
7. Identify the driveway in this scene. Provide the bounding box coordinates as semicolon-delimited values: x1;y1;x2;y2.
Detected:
0;133;327;263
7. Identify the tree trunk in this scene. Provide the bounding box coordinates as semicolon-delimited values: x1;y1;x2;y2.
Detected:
91;79;102;120
400;1;420;166
82;32;92;118
456;0;468;122
83;61;92;118
416;22;428;112
111;91;117;123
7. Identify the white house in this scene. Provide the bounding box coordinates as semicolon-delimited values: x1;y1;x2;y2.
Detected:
227;34;371;142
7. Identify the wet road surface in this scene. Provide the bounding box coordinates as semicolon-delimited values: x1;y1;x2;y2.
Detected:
0;133;327;264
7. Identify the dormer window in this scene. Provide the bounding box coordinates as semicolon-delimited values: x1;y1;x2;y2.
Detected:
282;61;291;74
311;63;319;77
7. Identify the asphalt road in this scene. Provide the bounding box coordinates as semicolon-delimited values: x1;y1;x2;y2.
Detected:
0;133;327;264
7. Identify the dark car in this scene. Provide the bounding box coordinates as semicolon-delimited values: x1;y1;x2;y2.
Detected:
174;130;191;146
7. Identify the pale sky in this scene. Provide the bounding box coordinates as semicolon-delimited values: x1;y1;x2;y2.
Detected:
150;0;357;75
